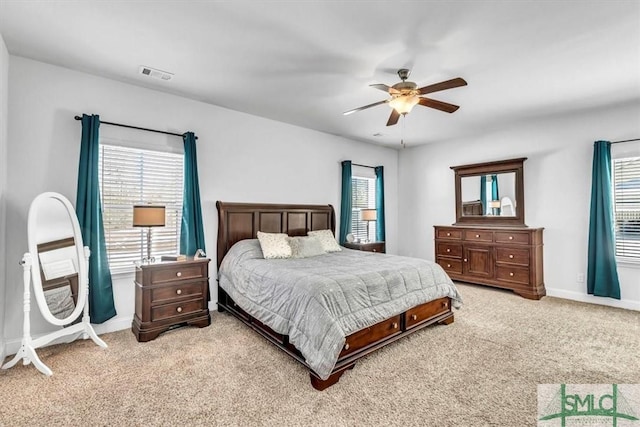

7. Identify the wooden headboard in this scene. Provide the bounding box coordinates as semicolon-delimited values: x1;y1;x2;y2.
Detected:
216;201;336;268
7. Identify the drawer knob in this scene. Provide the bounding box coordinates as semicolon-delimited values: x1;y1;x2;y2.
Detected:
509;254;514;259
509;236;514;240
464;258;468;262
176;289;182;295
443;301;448;308
411;314;418;321
509;272;514;277
372;249;377;252
344;343;350;350
392;322;398;329
176;272;182;277
176;307;183;313
446;232;451;236
446;248;451;253
447;264;451;268
475;234;480;238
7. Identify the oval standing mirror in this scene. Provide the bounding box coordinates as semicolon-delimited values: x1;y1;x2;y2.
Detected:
1;192;106;376
29;193;87;325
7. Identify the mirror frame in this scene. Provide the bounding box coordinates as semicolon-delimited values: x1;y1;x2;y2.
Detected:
452;157;527;227
27;192;88;326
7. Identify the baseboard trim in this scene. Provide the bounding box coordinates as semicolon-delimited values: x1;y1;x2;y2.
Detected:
545;287;640;311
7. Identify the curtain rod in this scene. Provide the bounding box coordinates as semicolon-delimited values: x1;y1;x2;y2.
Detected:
611;138;640;144
352;163;376;169
74;115;197;140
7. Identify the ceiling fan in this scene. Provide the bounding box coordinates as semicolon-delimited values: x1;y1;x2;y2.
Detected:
343;69;467;126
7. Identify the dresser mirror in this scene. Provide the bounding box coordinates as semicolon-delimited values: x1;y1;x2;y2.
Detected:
2;192;106;376
452;158;526;226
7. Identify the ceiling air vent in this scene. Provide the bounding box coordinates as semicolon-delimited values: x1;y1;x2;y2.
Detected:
139;66;174;81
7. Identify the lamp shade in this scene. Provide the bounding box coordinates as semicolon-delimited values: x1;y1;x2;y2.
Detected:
489;200;501;209
133;205;165;227
360;209;377;222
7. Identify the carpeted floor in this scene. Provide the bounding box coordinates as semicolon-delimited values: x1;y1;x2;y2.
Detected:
1;283;638;426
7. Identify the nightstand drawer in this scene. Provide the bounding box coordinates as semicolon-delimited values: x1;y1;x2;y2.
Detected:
151;298;204;322
343;241;385;253
151;281;204;305
405;298;450;329
150;264;205;284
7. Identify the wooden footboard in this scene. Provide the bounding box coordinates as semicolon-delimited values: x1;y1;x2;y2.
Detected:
217;286;454;390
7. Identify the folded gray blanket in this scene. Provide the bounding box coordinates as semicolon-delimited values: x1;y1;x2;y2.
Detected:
218;239;462;380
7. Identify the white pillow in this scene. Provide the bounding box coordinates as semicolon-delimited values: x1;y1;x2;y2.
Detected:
257;231;292;259
308;229;342;253
288;236;326;259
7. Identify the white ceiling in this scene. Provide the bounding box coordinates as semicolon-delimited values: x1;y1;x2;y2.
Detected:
1;1;639;148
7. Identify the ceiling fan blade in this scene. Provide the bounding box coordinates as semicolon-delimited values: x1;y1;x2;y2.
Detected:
343;100;388;116
370;84;401;94
417;77;467;95
418;97;460;113
386;109;401;126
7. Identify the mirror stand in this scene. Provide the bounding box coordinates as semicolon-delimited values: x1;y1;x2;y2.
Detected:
2;249;107;376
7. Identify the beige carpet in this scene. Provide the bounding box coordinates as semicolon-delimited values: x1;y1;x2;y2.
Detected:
1;283;638;427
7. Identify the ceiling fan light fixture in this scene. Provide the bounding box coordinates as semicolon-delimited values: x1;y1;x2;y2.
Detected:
388;94;420;115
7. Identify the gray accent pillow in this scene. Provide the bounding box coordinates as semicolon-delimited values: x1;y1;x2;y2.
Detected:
288;236;326;259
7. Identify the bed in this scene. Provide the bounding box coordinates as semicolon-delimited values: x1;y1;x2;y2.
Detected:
216;201;462;390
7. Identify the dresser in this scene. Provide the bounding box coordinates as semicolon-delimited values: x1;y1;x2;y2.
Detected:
343;241;386;253
132;258;211;342
434;225;545;299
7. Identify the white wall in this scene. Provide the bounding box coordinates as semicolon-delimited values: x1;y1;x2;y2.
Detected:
4;56;398;350
398;101;640;310
0;34;9;362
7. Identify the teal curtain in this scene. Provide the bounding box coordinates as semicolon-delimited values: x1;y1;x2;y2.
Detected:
587;140;621;299
375;166;386;242
480;175;487;214
491;174;500;215
339;161;352;245
180;132;206;257
76;114;117;324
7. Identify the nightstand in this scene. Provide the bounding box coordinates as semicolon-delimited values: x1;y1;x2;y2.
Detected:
343;241;386;253
132;257;211;342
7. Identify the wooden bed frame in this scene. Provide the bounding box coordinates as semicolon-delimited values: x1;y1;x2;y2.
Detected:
216;201;454;390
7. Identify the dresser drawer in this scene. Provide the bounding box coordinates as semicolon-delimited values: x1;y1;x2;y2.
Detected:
150;264;206;285
436;242;462;258
495;231;530;245
151;298;204;322
437;258;463;274
463;230;493;243
405;298;450;329
496;265;530;285
151;281;204;305
436;228;462;240
495;247;530;266
340;315;402;357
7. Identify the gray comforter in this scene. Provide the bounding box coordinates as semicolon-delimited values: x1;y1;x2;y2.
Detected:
218;239;462;380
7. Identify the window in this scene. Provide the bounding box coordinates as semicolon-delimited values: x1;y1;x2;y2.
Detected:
612;156;640;260
351;176;376;242
99;143;184;273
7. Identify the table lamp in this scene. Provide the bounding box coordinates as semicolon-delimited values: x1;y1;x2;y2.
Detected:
133;205;165;263
489;200;501;216
360;209;377;243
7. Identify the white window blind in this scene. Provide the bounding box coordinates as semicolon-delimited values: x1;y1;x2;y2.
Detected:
351;176;376;242
613;156;640;260
99;144;184;273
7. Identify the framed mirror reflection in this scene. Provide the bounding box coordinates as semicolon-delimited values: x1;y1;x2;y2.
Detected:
452;158;527;226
